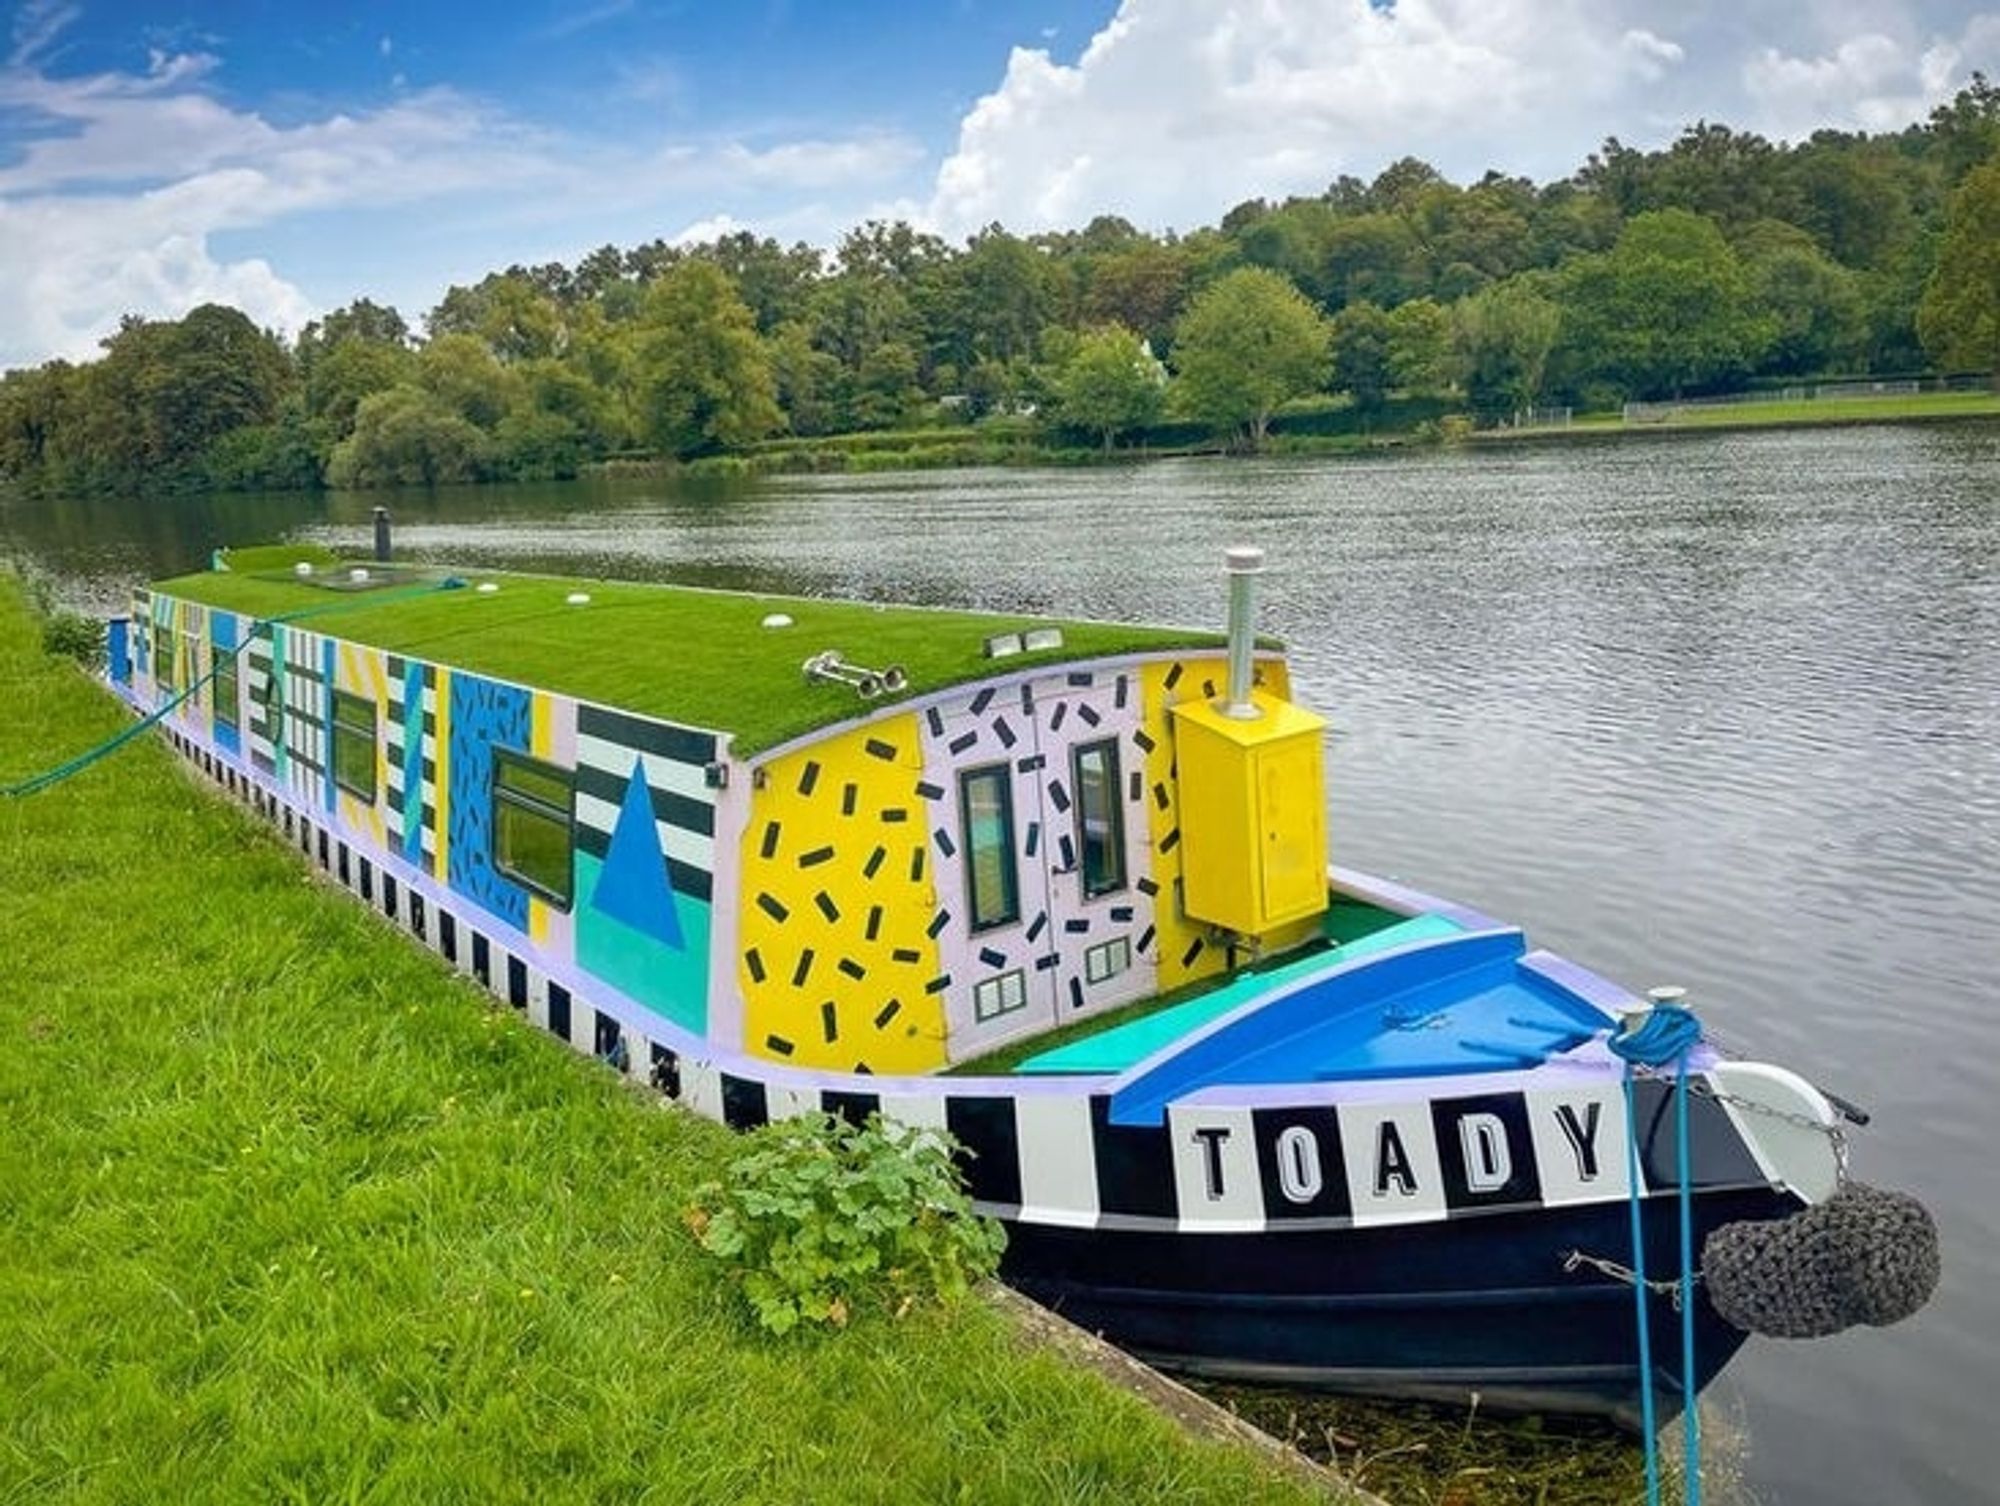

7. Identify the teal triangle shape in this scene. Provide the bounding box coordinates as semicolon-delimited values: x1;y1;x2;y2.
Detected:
591;759;684;951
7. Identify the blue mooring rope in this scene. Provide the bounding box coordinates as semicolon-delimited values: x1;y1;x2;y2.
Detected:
1609;1000;1705;1506
3;577;462;799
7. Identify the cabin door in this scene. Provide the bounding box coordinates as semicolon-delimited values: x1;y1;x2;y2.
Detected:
936;707;1059;1060
1027;676;1155;1022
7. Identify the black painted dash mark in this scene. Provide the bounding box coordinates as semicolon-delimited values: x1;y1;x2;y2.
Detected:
797;760;820;797
1064;917;1089;934
1026;911;1048;943
792;948;816;987
865;738;898;762
1152;781;1171;810
1077;704;1102;728
797;845;835;868
821;1001;840;1043
875;999;903;1029
926;707;944;737
757;892;790;923
1129;770;1143;802
1024;820;1040;858
815;890;841;923
1164;663;1184;690
933;827;956;858
866;905;885;941
1115;675;1129;709
760;821;782;859
915;779;944;801
746;948;767;984
1133;729;1156;753
1110;905;1134;922
949;731;978;756
924;973;952;995
969;687;994;715
979;946;1007;968
1137;924;1156;954
1160;827;1181;853
766;1034;796;1057
1049;701;1068;733
927;910;951;939
992;717;1017;749
842;782;859;816
838;958;867;981
1181;936;1205;967
863;845;887;879
891;947;921;963
1048;781;1071;813
909;847;926;883
1136;877;1160;897
1069;977;1085;1010
880;807;909;824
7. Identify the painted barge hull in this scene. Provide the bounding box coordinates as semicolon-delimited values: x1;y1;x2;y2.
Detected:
1003;1191;1786;1425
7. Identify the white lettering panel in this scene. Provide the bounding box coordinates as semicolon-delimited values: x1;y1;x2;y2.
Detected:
1338;1101;1447;1225
1167;1106;1263;1229
1526;1086;1632;1205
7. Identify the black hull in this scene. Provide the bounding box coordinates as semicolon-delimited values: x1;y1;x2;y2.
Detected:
1000;1188;1793;1427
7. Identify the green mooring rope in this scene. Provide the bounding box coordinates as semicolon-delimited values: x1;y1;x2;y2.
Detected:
3;577;461;799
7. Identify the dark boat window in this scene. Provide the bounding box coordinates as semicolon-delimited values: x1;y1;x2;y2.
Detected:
211;646;240;732
153;620;175;689
494;748;575;909
331;689;377;801
1072;738;1126;897
960;764;1020;931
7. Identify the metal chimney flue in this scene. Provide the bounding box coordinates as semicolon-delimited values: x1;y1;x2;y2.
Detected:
372;506;392;563
1223;545;1265;719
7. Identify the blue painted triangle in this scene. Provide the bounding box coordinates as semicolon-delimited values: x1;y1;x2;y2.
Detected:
591;760;685;950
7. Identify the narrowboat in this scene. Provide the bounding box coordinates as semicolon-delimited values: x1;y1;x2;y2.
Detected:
103;538;1936;1426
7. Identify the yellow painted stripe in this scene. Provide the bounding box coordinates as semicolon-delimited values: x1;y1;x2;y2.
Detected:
528;691;553;944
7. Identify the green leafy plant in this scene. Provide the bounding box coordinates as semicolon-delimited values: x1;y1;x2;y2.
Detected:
41;607;104;665
686;1112;1006;1335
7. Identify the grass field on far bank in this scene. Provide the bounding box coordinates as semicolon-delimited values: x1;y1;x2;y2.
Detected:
0;574;1341;1506
1484;386;2000;441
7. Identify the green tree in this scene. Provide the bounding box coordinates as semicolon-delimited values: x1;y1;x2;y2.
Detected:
1330;300;1393;415
1559;210;1770;397
1172;268;1330;449
1918;154;2000;374
1385;298;1455;393
1051;325;1166;451
629;261;781;457
1455;279;1560;420
1740;222;1866;376
327;387;490;487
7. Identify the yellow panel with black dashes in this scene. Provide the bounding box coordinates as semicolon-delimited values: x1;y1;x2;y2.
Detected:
1169;688;1328;939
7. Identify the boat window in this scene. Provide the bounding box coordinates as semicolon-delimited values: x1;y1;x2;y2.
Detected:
211;646;240;731
153;620;174;689
1072;738;1126;897
960;764;1020;931
331;689;377;801
493;749;575;909
973;968;1029;1022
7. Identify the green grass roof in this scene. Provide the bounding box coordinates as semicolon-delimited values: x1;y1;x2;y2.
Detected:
155;550;1228;755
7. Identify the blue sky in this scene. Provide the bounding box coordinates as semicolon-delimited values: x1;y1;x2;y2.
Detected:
4;0;1998;367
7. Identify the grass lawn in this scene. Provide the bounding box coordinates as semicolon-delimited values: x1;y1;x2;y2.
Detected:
0;573;1337;1505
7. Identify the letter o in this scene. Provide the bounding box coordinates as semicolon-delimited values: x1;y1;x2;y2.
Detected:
1276;1125;1323;1203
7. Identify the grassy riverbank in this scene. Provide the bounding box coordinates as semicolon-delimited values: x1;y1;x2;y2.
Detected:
0;575;1339;1504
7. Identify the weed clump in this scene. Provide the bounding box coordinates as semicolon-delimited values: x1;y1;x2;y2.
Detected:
687;1112;1006;1335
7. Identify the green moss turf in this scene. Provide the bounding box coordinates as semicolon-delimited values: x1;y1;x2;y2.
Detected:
158;552;1226;756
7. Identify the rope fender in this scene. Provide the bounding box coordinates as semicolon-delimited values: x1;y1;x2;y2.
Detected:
1702;1181;1940;1339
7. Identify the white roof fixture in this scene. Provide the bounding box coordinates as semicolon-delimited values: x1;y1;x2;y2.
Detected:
761;613;794;629
348;567;371;584
984;632;1024;658
476;581;500;594
566;592;591;606
804;649;907;700
1022;627;1064;652
293;561;314;577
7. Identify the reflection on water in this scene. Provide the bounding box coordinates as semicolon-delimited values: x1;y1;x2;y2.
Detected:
6;422;1996;1506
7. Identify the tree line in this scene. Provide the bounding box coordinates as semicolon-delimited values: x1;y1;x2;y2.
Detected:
4;79;1999;494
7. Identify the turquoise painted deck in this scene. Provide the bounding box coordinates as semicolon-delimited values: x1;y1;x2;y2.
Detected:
1015;912;1466;1075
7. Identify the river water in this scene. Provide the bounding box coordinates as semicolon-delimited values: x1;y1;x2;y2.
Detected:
6;423;1995;1504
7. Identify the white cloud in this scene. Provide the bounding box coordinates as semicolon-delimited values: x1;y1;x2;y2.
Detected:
928;0;1693;236
924;0;2000;239
1742;15;2000;136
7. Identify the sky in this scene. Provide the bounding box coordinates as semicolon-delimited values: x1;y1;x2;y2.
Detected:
3;0;1998;368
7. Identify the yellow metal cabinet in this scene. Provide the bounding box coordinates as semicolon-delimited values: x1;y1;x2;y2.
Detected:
1169;689;1328;939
